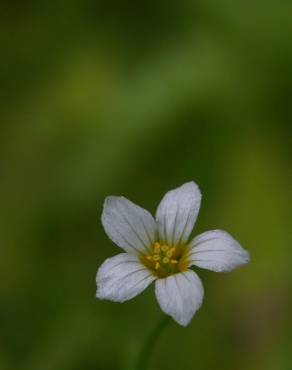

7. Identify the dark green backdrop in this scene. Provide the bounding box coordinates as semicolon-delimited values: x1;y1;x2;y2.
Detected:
0;1;291;369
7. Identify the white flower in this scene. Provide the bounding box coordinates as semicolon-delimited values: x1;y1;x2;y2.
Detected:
96;181;250;326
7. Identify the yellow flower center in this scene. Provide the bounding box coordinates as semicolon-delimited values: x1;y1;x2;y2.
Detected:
140;242;189;278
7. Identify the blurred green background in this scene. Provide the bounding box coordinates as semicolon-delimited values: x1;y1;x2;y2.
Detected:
0;1;291;370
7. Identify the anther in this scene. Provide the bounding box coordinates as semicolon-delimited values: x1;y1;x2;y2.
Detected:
171;259;178;264
161;245;169;252
153;254;160;261
155;262;160;270
153;242;161;253
146;255;153;260
166;247;175;257
162;257;170;264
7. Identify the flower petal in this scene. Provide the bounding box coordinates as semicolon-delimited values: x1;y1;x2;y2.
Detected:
188;230;250;272
155;270;204;326
96;253;156;302
102;196;158;254
155;182;201;245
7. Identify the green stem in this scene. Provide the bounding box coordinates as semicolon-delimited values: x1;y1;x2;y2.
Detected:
135;316;171;370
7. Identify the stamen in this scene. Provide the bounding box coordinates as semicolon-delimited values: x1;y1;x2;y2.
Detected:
140;243;188;277
166;247;175;257
153;242;161;253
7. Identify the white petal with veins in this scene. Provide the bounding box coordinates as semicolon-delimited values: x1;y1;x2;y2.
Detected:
188;230;250;272
102;196;157;254
155;182;201;245
96;253;156;302
155;270;204;326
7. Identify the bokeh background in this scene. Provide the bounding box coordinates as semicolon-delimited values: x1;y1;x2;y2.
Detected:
1;1;292;370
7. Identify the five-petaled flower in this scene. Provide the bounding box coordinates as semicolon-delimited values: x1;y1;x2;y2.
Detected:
96;181;250;326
